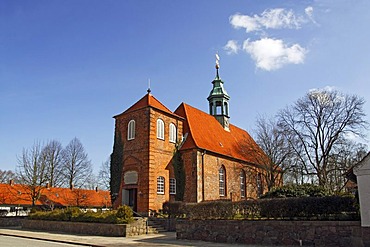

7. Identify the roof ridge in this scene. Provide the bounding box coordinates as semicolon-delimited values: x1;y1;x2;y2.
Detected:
182;103;200;149
148;94;174;114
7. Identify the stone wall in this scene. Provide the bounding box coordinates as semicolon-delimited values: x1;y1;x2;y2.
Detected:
0;217;25;227
22;218;149;237
177;219;369;247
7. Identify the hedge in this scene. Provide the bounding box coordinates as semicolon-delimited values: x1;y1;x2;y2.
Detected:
29;205;134;224
163;196;359;220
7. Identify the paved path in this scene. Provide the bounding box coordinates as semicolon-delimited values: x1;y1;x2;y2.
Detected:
1;235;82;247
0;227;251;247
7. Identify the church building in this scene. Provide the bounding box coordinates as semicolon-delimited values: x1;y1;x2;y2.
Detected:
110;58;269;214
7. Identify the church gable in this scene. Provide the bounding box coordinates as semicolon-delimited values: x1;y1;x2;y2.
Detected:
114;92;181;118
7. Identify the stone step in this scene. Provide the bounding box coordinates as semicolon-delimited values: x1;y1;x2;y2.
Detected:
147;218;167;233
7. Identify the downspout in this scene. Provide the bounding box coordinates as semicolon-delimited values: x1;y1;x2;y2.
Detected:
201;150;206;202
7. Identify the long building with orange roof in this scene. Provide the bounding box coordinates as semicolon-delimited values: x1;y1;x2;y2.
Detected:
111;59;272;214
0;180;111;215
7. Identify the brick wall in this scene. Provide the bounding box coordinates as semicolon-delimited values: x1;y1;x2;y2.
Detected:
177;219;368;246
114;107;150;211
185;152;266;202
148;109;182;212
114;105;183;214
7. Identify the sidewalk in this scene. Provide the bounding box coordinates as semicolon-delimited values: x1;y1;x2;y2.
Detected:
0;227;249;247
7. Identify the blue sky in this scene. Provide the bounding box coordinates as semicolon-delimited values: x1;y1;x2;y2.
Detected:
1;0;370;173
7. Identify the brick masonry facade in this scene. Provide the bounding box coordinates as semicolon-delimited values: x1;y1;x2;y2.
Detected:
113;103;184;214
112;93;268;215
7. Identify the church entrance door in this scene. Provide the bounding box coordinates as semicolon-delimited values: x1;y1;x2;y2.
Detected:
122;188;137;212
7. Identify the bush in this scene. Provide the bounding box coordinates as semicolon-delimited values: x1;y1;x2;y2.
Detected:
262;184;330;198
115;205;134;223
163;195;359;221
256;196;358;220
64;207;81;221
28;206;134;224
163;201;185;218
185;201;235;220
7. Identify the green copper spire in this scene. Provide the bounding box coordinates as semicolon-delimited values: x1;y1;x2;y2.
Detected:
207;54;230;131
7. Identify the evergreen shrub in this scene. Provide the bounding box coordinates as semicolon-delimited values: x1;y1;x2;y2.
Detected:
163;196;359;220
261;184;330;198
28;206;134;224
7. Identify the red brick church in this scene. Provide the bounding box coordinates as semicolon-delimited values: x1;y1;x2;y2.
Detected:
110;59;269;214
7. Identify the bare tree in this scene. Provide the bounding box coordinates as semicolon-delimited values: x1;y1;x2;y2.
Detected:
16;142;49;206
327;140;367;192
278;88;368;188
254;116;292;191
84;173;98;190
42;140;64;187
61;138;93;189
98;159;110;191
0;170;16;183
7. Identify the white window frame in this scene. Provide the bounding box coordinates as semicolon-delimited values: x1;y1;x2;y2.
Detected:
169;123;177;143
157;176;165;194
219;166;226;196
169;178;176;195
127;120;135;140
240;170;246;198
157;119;165;140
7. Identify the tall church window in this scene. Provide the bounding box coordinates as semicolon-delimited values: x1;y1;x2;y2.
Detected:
157;176;165;194
240;170;246;198
219;166;226;196
157;119;165;140
169;178;176;195
127;120;135;140
257;173;263;197
169;123;177;143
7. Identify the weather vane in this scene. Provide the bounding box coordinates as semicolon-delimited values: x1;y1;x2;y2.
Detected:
215;53;220;69
147;78;151;93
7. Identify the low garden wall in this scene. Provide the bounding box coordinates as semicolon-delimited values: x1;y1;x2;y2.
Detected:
176;219;369;246
22;218;148;237
0;217;25;227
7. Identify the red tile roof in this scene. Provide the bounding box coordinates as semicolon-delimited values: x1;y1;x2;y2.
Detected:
114;93;182;119
0;183;111;208
175;103;268;165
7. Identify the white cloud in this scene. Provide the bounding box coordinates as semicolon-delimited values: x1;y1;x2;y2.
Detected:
229;13;260;32
230;8;306;33
305;6;318;25
305;6;314;18
309;86;336;93
224;40;240;54
308;86;344;107
242;38;307;71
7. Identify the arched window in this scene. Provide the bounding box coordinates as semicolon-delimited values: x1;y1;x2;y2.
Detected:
127;120;135;140
240;170;246;198
157;119;164;140
169;123;177;143
157;176;165;194
219;166;226;196
257;173;263;197
169;178;176;195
